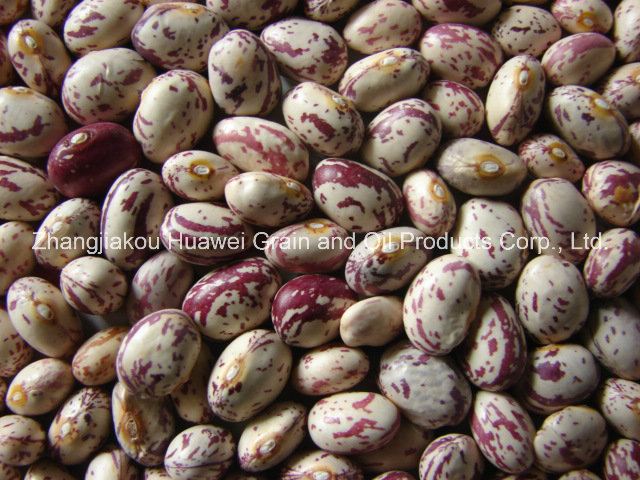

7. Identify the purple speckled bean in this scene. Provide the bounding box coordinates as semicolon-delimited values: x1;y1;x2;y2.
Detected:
208;329;292;422
304;0;359;21
361;98;441;177
0;221;35;294
341;296;403;347
458;293;527;392
71;326;128;386
24;460;77;480
599;63;640;121
583;228;640;298
132;3;227;71
32;0;78;27
403;170;456;237
262;17;347;86
403;254;481;356
271;274;357;348
0;308;33;378
516;344;601;414
343;0;422;54
603;439;640;480
8;19;71;97
182;257;281;341
208;29;280;116
6;359;73;416
308;392;401;455
126;251;193;324
559;470;603;480
111;382;175;467
378;340;472;429
419;434;484;480
597;377;640;442
85;449;138;480
412;0;500;25
61;48;156;125
0;156;58;221
470;391;536;475
281;449;363;480
518;133;584;182
613;0;640;63
419;23;503;89
35;204;97;269
170;343;214;424
206;0;296;30
551;0;613;34
312;157;404;233
144;467;171;480
533;406;607;473
213;116;309;181
491;6;561;57
0;415;45;467
48;387;111;465
422;80;484;138
116;309;201;398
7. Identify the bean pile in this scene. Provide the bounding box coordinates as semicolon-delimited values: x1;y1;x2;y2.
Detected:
0;0;639;479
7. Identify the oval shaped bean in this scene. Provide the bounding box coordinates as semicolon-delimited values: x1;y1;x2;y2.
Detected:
24;460;78;480
0;156;58;221
412;0;500;25
583;160;640;226
519;133;584;182
85;449;138;480
0;0;28;26
0;415;45;467
340;296;403;347
31;0;77;27
419;434;484;480
0;308;33;378
304;0;359;22
281;449;363;480
206;0;296;30
614;0;640;63
492;6;561;57
422;80;484;139
0;221;35;294
403;169;456;237
551;0;613;33
599;63;640;121
72;326;128;386
603;438;640;480
597;377;640;441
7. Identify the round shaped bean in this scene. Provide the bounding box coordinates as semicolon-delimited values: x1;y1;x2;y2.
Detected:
0;307;33;378
422;80;484;138
551;0;613;34
340;296;403;347
0;221;35;295
519;133;585;182
0;415;45;467
597;377;640;441
0;156;58;221
72;326;128;386
492;6;561;57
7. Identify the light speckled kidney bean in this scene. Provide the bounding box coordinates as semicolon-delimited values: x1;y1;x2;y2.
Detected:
559;470;603;480
61;48;156;125
343;0;422;54
312;157;404;233
206;0;295;29
0;308;33;378
116;309;200;398
361;99;441;177
281;449;363;480
599;63;640;121
412;0;500;25
346;227;431;296
162;150;237;201
0;33;14;87
160;202;252;266
597;377;640;441
85;449;138;480
422;80;484;139
0;87;67;158
603;438;640;480
111;382;174;467
0;221;34;294
486;55;545;146
0;415;45;467
182;257;280;341
435;138;527;196
492;6;561;57
238;401;306;472
63;0;143;56
452;198;529;289
546;85;630;160
208;29;279;116
265;218;352;274
534;406;607;473
339;48;429;113
551;0;613;33
379;340;472;429
7;277;82;358
419;434;484;480
404;254;481;356
6;359;73;416
309;392;400;455
583;298;640;380
72;326;128;386
48;387;111;465
144;467;171;480
304;0;359;21
516;255;589;344
403;169;456;237
132;3;227;71
101;168;173;270
583;228;640;298
262;17;347;86
126;251;193;324
516;344;601;414
60;256;128;315
33;199;100;270
170;344;213;424
213;116;309;181
471;391;536;475
419;24;503;89
134;69;213;163
459;294;527;392
542;32;615;87
614;0;640;63
283;81;364;156
340;296;403;347
0;1;28;25
208;329;291;422
0;157;58;221
8;19;71;97
521;178;596;264
518;133;584;182
292;344;369;396
272;274;357;348
225;172;313;228
24;459;77;480
31;0;78;27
